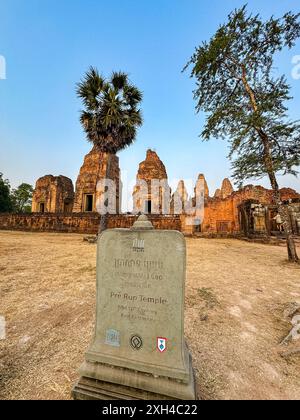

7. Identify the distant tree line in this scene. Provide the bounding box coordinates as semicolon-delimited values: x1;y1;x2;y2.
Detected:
0;173;33;213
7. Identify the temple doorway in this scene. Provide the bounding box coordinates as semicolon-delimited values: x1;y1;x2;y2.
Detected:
145;200;152;214
84;194;94;212
64;200;73;213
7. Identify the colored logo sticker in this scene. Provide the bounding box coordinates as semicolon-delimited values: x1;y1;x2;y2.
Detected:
105;329;120;347
157;337;167;353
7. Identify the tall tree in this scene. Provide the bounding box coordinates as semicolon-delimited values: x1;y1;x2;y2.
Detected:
0;173;13;213
11;183;33;213
77;67;143;232
185;6;300;262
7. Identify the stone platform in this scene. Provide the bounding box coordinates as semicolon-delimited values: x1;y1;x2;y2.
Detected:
72;358;198;401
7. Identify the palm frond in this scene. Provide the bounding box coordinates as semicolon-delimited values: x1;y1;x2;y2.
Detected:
77;66;105;110
111;71;128;91
77;68;143;153
123;85;143;106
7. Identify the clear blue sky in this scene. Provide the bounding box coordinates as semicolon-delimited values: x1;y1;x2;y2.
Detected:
1;0;300;209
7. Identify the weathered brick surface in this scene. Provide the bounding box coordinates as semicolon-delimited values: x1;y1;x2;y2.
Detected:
73;147;120;213
133;150;170;214
195;174;209;198
220;178;234;199
0;213;181;234
0;213;100;234
32;175;74;213
202;185;300;233
3;181;299;236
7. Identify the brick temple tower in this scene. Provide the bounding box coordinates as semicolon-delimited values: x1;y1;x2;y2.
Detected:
32;175;74;213
73;147;121;214
133;149;171;214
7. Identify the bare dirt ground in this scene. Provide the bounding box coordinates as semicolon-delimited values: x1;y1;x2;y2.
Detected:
0;231;299;400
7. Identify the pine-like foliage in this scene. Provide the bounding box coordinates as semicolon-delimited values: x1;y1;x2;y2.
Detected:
185;6;300;186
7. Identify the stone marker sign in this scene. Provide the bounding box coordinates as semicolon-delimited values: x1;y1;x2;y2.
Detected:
72;215;197;400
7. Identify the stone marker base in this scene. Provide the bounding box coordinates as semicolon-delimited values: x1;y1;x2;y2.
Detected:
72;359;198;401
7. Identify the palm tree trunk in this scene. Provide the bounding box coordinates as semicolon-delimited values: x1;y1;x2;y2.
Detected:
98;152;112;235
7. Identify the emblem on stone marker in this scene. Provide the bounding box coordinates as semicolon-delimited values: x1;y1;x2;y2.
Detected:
157;337;167;353
105;329;120;347
133;238;145;252
130;335;143;350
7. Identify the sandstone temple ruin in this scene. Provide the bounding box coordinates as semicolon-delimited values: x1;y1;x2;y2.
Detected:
1;148;299;236
133;149;170;214
72;146;120;214
31;175;74;213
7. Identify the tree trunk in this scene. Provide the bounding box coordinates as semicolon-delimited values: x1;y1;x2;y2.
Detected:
240;69;299;263
268;171;299;263
257;130;299;263
98;153;112;235
275;199;299;263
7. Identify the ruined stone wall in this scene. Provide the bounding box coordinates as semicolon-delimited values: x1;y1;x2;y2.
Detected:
203;198;236;233
0;213;100;234
0;214;181;234
73;147;120;213
108;215;181;231
203;186;266;233
202;185;300;234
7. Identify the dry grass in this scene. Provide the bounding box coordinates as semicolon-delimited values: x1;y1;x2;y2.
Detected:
185;237;300;400
0;231;299;400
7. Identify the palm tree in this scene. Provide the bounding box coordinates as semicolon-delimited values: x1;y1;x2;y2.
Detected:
77;67;143;233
